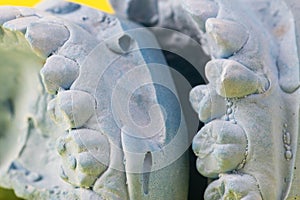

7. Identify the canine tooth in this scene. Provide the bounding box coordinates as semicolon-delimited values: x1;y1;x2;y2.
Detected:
206;18;249;58
3;16;39;33
25;21;70;57
40;55;79;94
49;91;96;129
182;0;219;31
205;59;269;98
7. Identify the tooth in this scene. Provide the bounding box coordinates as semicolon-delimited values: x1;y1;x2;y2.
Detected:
48;90;96;129
3;16;39;33
40;55;79;94
204;174;262;200
77;152;108;175
66;155;77;170
25;21;70;57
76;171;98;188
190;84;226;123
192;120;247;178
182;0;219;31
56;136;67;155
67;129;110;155
0;7;20;25
205;59;269;98
189;85;207;112
206;18;249;58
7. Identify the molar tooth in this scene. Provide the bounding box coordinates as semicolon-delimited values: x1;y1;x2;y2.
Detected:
49;90;96;129
192;120;247;178
206;59;269;98
3;16;39;33
40;55;79;94
182;0;219;31
205;18;249;58
25;21;70;57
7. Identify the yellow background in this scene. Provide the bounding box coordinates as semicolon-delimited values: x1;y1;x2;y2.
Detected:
0;0;114;13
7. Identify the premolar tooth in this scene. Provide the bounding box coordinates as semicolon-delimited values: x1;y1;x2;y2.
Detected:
40;55;79;94
205;59;269;98
206;18;249;58
182;0;219;31
25;21;70;57
48;90;96;129
189;85;206;112
190;84;226;123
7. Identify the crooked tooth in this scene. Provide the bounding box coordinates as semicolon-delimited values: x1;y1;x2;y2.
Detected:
40;55;79;94
206;18;249;58
48;90;96;129
205;59;269;98
25;21;70;57
182;0;219;31
190;84;226;123
3;16;39;33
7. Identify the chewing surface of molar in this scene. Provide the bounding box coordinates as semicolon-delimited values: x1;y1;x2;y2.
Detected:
205;18;249;58
192;120;247;178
